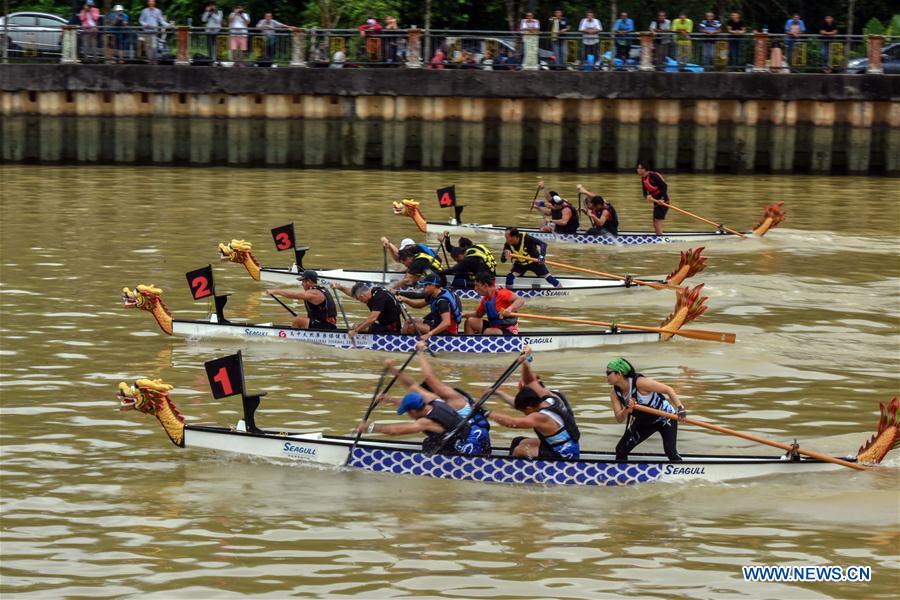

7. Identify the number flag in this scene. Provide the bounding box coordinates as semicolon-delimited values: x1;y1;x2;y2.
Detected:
271;223;296;252
204;352;245;399
185;265;215;300
436;185;457;208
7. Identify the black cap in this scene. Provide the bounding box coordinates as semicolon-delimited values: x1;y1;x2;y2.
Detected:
298;269;318;282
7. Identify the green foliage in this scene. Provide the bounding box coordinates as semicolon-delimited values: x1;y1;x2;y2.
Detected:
862;16;884;35
886;14;900;36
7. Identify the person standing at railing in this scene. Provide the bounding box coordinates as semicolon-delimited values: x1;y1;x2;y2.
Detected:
698;12;721;67
671;12;693;66
612;11;634;63
256;12;289;63
818;15;839;73
549;8;570;68
578;10;602;68
783;13;806;68
201;2;223;65
649;11;672;68
358;18;382;61
384;15;405;64
227;5;250;65
107;5;129;64
519;11;540;33
725;12;746;68
139;0;170;64
79;0;101;60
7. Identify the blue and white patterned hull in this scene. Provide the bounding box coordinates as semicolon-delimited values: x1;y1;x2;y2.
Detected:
171;319;659;353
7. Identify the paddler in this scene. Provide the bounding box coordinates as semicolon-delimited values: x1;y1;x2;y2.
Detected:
396;273;463;339
501;227;561;288
489;356;581;460
534;180;579;234
438;233;498;289
576;184;619;237
463;270;525;335
265;270;337;330
391;242;447;290
636;159;670;236
331;282;403;336
380;236;417;266
606;357;686;462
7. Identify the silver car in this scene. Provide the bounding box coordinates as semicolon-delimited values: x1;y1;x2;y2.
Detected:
0;12;69;54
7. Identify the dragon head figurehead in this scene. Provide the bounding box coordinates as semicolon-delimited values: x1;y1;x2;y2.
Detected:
752;202;786;237
218;239;260;281
659;283;709;341
856;397;900;465
122;284;173;335
392;199;427;233
117;378;185;447
666;246;707;286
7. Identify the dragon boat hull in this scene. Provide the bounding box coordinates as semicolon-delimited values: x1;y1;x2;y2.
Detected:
171;318;659;353
259;267;658;299
424;222;745;246
184;425;844;486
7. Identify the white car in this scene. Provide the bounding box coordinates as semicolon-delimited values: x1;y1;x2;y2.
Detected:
1;12;68;54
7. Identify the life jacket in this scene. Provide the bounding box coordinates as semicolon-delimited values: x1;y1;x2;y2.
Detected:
535;393;581;456
421;400;470;455
369;286;402;331
454;387;492;456
429;289;463;333
414;244;443;272
641;171;669;200
483;288;518;327
304;285;337;325
511;235;536;265
464;243;497;274
614;373;675;425
550;201;580;234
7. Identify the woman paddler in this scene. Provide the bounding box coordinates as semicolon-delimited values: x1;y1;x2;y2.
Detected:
606;357;686;462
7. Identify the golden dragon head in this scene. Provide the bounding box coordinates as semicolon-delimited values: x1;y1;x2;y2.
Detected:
391;199;427;233
659;283;709;341
122;284;173;335
856;397;900;465
117;378;185;447
752;201;787;237
218;239;260;281
666;246;707;286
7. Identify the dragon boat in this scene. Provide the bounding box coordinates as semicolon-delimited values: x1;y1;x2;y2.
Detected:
392;199;786;246
122;282;729;353
118;377;900;487
217;240;708;300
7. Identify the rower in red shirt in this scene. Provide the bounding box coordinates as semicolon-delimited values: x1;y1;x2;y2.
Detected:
464;271;525;335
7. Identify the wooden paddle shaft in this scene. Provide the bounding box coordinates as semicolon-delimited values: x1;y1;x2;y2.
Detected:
631;404;869;471
508;252;675;291
511;311;736;344
651;200;747;238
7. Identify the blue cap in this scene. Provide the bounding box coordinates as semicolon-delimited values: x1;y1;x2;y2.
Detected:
418;273;441;287
397;392;425;415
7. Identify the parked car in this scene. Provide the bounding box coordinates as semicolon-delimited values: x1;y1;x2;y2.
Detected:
847;42;900;74
445;36;556;65
0;12;68;54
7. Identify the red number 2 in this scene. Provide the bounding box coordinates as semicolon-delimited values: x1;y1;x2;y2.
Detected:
275;232;292;250
212;367;233;396
191;275;211;299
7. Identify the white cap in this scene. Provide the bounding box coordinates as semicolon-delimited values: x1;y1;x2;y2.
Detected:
113;4;124;10
551;194;563;204
399;238;416;250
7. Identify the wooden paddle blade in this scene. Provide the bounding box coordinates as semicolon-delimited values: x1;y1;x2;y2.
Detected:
669;328;736;344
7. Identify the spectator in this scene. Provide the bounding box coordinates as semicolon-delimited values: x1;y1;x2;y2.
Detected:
549;8;570;68
698;12;721;67
330;46;346;68
201;2;223;65
256;12;288;62
107;4;129;63
79;1;101;60
227;4;251;65
612;11;634;62
671;12;693;66
818;15;839;73
359;17;382;61
519;11;540;33
578;10;602;67
139;0;170;64
649;11;672;68
783;13;806;67
384;15;405;64
725;12;746;68
428;45;446;69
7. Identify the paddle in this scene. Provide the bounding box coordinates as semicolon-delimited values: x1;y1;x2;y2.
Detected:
394;291;437;357
511;311;736;344
630;404;870;471
268;292;298;317
650;199;747;239
382;247;388;284
346;365;390;465
432;350;530;454
528;185;541;213
508;252;680;291
332;289;357;349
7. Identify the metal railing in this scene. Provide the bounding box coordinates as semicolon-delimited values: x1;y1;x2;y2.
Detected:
0;25;894;74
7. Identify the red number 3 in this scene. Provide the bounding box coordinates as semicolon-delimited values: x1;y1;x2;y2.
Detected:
191;275;211;299
275;232;292;250
212;367;233;396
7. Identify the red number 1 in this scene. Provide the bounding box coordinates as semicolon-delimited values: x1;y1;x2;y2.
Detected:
275;232;292;250
191;275;211;298
212;367;233;396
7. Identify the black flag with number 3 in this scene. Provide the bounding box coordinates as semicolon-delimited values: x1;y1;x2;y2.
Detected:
271;223;296;252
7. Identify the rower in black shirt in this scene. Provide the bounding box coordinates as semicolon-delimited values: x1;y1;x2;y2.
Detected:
392;244;446;290
332;282;403;336
535;180;579;234
439;233;498;289
501;227;561;288
577;184;619;237
265;270;337;330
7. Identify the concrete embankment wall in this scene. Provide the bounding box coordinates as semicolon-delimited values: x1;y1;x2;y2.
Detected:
2;65;898;174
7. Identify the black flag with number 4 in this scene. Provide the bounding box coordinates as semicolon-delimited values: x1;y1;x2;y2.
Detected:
204;352;245;399
185;265;215;301
271;223;296;252
436;186;456;208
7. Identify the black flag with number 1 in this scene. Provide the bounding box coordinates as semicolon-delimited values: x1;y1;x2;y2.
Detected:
204;352;245;399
